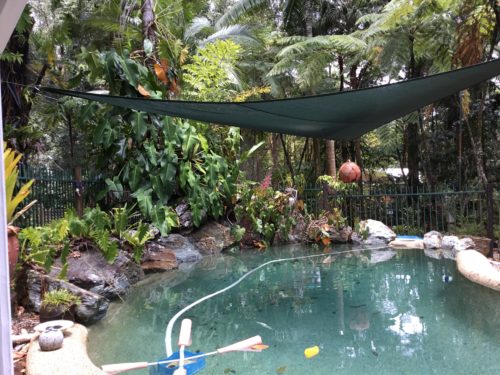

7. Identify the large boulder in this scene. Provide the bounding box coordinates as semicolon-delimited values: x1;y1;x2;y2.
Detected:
142;242;178;273
50;249;143;300
154;234;202;264
423;231;442;249
370;250;397;264
22;270;109;324
467;236;491;256
457;250;500;291
442;235;459;250
330;226;353;243
352;219;396;245
454;237;476;253
189;222;236;255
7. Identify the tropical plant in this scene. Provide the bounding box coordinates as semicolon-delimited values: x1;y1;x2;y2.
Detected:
122;222;154;263
3;143;36;225
20;206;155;275
19;218;71;275
235;181;296;247
41;289;81;311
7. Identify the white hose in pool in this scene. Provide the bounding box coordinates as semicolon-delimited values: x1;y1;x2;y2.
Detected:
165;246;386;356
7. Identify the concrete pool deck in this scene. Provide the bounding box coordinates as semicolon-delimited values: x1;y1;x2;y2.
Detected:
27;324;105;375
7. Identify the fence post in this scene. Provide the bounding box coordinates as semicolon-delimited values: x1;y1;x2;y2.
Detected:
486;182;494;254
322;183;329;212
74;166;84;217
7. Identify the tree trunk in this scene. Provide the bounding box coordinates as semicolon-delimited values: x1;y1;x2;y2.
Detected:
270;133;280;178
312;138;321;177
464;90;488;188
326;140;336;178
141;0;156;44
407;35;421;187
280;134;295;184
304;0;314;37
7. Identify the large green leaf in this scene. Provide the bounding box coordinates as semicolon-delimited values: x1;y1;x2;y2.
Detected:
159;162;177;199
129;163;142;191
144;142;158;166
132;111;148;141
105;177;124;199
117;56;140;88
133;188;153;217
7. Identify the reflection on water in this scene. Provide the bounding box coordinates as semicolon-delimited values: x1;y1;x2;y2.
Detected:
88;245;500;375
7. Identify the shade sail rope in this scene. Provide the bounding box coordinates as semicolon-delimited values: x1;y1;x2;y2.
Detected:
41;59;500;140
165;245;388;356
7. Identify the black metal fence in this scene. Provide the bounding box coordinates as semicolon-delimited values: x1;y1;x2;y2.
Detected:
14;165;500;237
302;183;499;236
16;165;103;227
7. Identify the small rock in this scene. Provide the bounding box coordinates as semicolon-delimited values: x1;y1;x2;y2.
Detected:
175;202;193;231
423;231;443;249
189;222;236;255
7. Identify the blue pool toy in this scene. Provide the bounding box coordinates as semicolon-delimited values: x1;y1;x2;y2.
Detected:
396;235;423;240
101;319;268;375
149;351;206;375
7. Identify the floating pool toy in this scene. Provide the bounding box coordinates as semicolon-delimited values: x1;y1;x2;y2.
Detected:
442;275;453;283
101;319;268;375
396;235;423;240
304;346;319;359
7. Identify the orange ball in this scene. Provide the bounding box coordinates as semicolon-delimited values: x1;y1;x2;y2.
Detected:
339;160;361;183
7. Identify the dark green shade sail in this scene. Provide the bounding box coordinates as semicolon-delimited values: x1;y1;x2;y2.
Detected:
42;59;500;140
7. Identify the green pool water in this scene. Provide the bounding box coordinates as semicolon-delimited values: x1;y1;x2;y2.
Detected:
88;245;500;375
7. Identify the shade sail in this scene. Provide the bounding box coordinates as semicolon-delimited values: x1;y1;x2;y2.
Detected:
43;59;500;140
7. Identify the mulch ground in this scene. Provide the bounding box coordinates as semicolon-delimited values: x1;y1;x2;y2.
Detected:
11;307;40;375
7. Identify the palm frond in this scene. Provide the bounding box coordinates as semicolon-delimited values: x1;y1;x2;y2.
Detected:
296;52;331;91
276;35;366;59
216;0;268;29
267;57;296;77
272;35;309;46
200;25;260;47
184;17;212;41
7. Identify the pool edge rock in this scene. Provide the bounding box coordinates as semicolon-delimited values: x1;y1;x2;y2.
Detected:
27;324;105;375
457;250;500;291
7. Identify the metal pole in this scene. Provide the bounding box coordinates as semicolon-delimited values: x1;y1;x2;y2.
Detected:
486;183;495;254
0;74;14;375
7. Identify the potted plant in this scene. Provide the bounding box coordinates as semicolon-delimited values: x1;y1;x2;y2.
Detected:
3;143;35;280
40;289;81;322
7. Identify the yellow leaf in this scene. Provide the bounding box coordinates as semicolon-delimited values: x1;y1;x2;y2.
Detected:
137;84;151;97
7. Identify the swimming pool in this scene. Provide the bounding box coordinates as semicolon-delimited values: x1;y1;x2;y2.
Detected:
88;244;500;375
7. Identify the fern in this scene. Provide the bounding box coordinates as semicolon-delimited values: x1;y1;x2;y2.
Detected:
92;230;119;264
